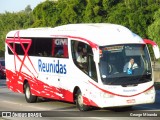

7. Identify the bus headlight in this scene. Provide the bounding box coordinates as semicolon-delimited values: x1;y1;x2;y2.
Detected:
144;87;155;95
101;92;114;98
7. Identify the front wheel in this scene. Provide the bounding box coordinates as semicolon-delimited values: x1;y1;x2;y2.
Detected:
24;82;37;103
76;90;90;111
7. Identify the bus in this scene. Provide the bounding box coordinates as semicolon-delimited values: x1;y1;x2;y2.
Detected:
5;23;160;111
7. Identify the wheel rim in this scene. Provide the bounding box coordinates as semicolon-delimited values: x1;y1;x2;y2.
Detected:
78;93;83;107
26;86;30;99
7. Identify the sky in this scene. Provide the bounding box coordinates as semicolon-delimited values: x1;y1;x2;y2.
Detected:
0;0;45;13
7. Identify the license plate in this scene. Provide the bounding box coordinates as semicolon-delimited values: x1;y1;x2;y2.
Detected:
127;99;135;104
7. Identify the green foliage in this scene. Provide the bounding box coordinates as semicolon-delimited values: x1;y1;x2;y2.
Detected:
148;8;160;46
25;5;32;13
107;3;130;26
1;0;160;58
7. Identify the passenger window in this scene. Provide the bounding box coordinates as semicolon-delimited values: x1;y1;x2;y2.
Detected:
88;54;98;82
71;40;98;82
10;37;69;58
51;38;68;58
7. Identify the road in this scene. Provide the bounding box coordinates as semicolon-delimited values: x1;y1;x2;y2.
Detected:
0;79;160;120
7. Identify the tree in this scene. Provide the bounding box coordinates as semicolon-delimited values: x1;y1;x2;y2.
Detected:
25;5;32;13
148;8;160;47
58;0;78;24
107;3;130;26
32;0;58;27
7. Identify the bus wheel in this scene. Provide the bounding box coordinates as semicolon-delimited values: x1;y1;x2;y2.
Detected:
24;82;37;103
76;90;90;111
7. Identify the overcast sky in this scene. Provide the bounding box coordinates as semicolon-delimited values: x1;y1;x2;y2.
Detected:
0;0;44;13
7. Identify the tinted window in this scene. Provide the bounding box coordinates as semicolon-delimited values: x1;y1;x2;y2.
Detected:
71;40;97;82
7;38;69;58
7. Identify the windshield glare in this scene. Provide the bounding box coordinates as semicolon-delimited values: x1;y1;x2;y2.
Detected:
99;44;152;85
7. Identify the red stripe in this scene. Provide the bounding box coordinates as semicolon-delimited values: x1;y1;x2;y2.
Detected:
143;39;157;46
6;31;38;78
89;81;154;97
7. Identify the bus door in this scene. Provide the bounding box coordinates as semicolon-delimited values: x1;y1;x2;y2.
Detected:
70;40;99;104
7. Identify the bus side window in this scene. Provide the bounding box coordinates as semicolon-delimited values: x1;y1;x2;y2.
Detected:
28;38;52;57
88;54;98;82
71;41;79;63
55;47;64;57
52;38;68;58
71;40;87;70
71;40;98;82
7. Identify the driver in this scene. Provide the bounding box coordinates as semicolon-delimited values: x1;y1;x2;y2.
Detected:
123;58;138;73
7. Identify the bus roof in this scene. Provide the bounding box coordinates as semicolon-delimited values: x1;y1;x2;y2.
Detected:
6;23;144;46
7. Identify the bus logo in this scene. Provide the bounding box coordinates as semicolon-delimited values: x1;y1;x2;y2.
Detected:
55;39;68;45
38;59;67;74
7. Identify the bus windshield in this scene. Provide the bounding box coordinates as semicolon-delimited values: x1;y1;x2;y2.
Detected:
99;44;152;86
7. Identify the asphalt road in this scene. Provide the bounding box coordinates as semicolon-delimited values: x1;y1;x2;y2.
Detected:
0;79;160;120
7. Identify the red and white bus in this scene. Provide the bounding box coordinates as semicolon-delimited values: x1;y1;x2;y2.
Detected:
5;23;160;111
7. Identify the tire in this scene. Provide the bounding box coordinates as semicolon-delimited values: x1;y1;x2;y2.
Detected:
24;82;37;103
76;90;90;111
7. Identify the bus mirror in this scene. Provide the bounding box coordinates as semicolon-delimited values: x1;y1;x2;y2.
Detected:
153;45;160;59
143;39;160;59
93;48;99;63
